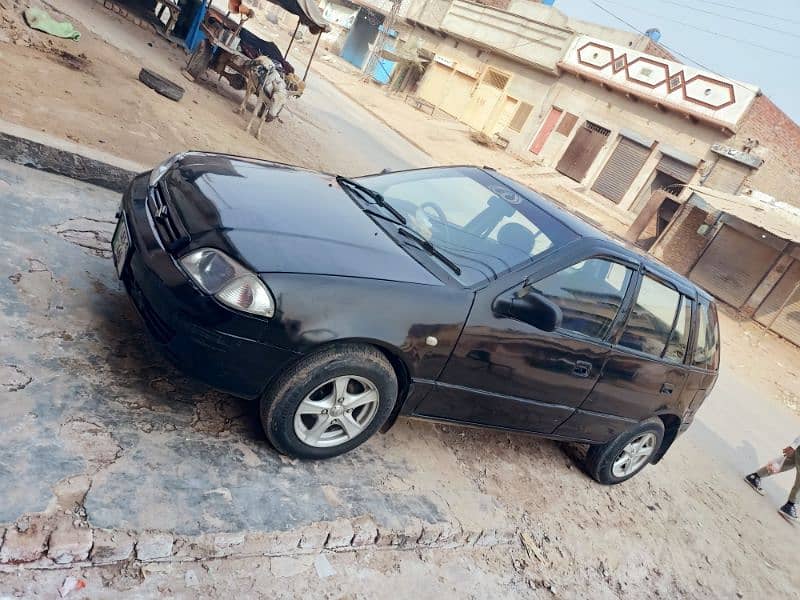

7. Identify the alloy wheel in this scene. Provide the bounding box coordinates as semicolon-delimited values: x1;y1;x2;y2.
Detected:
611;432;657;478
293;375;380;448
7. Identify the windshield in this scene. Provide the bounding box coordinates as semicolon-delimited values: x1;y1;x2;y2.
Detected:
359;167;575;285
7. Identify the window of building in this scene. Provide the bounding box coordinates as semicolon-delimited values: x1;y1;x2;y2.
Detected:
556;112;578;136
509;102;533;132
619;277;681;358
530;259;633;340
484;68;510;90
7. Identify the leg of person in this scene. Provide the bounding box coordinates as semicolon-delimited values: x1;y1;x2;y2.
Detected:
779;454;799;524
747;453;797;495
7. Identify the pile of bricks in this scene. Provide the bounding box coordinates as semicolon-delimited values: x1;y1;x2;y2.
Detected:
0;515;518;569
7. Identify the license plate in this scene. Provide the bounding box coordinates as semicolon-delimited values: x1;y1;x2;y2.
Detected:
112;215;131;278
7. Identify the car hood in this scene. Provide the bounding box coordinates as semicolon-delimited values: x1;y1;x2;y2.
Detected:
162;154;440;285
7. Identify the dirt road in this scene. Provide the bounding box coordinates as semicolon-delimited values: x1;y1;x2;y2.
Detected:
0;0;430;174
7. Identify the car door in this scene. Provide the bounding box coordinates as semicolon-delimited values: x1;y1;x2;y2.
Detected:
562;271;692;440
411;254;637;434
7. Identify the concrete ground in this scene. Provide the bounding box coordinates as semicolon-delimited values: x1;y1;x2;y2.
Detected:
2;161;800;598
2;2;800;598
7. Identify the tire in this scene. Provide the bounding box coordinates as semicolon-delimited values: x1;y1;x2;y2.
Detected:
585;417;665;485
261;344;398;460
138;68;185;102
186;39;212;80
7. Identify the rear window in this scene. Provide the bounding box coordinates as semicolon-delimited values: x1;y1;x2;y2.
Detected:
618;276;681;358
693;300;720;370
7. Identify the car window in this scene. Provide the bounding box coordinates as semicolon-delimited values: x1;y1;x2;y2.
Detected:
530;258;633;340
693;301;720;369
359;168;577;286
664;296;692;362
618;276;681;358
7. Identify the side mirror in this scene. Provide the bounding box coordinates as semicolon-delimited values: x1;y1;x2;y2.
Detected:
493;288;563;332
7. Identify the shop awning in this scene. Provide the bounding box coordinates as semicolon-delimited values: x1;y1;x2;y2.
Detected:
266;0;330;33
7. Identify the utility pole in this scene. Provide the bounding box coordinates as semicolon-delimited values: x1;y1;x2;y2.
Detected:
361;0;402;82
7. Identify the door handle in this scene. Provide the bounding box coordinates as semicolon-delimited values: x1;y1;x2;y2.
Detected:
660;383;674;395
572;360;592;378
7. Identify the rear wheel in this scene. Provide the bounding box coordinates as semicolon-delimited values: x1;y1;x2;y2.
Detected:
260;344;397;459
585;418;664;484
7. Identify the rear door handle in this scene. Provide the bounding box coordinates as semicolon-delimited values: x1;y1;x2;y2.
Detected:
572;360;592;378
660;383;674;395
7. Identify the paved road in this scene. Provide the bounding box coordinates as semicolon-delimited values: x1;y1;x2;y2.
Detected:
290;74;432;173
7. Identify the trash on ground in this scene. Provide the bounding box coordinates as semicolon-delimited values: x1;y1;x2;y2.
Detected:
23;8;81;41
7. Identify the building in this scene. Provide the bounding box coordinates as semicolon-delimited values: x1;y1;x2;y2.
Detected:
320;0;407;80
648;188;800;346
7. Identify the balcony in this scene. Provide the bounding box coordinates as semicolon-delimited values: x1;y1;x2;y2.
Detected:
440;0;572;73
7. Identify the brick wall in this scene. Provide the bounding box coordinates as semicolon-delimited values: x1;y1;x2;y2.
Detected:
652;206;711;275
731;95;800;207
642;39;676;61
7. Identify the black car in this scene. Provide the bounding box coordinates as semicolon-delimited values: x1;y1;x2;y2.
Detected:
113;152;720;484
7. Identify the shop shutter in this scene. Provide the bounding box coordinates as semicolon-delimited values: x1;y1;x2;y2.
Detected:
755;259;800;346
440;71;477;119
656;154;696;183
705;157;751;194
417;62;452;107
591;136;651;203
556;122;610;182
690;225;780;308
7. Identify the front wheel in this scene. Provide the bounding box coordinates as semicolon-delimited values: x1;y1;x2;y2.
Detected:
260;344;397;460
585;418;665;484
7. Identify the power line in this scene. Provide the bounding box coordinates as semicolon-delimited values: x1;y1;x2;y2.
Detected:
682;0;800;26
656;0;800;39
601;0;800;59
589;0;715;71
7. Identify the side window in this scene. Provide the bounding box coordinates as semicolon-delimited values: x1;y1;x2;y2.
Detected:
664;297;692;362
693;301;720;369
530;258;633;339
618;276;681;358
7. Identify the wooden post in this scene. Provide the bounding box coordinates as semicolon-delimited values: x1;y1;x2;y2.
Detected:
285;19;300;59
303;33;322;81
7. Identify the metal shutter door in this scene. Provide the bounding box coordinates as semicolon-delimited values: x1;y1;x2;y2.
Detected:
690;226;780;308
417;62;452;107
656;155;696;183
439;71;476;119
705;158;750;194
755;260;800;346
556;123;610;182
591;137;651;203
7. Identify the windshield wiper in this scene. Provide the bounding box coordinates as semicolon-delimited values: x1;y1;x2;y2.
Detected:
336;176;406;225
397;227;461;276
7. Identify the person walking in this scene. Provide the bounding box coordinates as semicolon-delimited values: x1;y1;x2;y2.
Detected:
746;437;800;524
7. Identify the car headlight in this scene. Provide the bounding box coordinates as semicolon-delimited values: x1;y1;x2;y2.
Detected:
180;248;275;317
148;152;186;188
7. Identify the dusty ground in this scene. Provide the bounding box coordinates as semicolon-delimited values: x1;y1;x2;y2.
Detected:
2;2;800;599
0;0;430;174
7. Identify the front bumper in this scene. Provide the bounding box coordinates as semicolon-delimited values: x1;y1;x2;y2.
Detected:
118;174;299;400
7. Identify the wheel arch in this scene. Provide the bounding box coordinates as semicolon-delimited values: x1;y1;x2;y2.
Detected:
651;413;682;464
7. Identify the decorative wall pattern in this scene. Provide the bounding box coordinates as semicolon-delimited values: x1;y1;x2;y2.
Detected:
559;35;758;130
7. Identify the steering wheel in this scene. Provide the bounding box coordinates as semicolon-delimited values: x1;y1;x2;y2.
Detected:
418;202;450;244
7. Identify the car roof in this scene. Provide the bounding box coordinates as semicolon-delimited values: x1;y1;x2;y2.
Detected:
479;167;713;301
